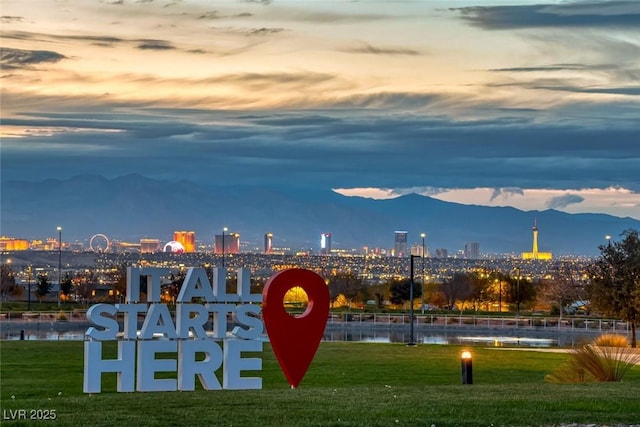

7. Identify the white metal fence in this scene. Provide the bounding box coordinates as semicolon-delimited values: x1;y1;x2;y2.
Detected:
1;310;630;334
326;313;630;333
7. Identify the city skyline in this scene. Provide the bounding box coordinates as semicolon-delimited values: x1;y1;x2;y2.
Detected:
0;221;556;259
1;0;639;221
2;173;638;256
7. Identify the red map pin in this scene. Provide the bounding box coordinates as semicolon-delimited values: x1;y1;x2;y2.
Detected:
262;268;330;388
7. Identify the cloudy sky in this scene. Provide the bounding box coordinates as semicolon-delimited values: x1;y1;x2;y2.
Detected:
2;0;639;220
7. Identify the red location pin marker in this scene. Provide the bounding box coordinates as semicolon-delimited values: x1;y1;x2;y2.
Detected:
262;268;330;388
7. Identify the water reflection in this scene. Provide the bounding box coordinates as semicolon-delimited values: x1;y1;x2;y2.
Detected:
456;335;555;347
322;329;562;346
3;324;599;347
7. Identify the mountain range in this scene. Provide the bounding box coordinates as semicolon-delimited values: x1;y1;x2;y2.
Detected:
2;174;638;256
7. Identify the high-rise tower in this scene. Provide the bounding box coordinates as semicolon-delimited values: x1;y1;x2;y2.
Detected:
264;233;273;254
522;219;552;260
394;231;408;257
531;219;539;255
214;232;240;254
320;232;332;255
464;242;480;259
173;231;195;253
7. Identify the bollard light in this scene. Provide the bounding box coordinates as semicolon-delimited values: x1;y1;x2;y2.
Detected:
461;350;473;385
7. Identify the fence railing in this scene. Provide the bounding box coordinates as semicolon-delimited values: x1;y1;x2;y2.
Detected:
326;313;630;333
0;310;88;322
0;310;630;333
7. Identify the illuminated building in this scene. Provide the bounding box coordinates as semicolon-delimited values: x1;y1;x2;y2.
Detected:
464;242;480;259
30;240;45;250
45;238;59;251
214;235;223;254
140;239;160;254
173;231;195;253
411;244;425;257
320;232;332;255
111;241;141;253
521;219;553;260
228;232;240;254
394;231;408;257
435;248;448;258
0;236;29;251
264;233;273;254
162;240;184;253
214;232;240;254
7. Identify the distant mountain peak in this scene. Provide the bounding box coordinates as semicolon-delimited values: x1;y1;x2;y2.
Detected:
1;174;638;256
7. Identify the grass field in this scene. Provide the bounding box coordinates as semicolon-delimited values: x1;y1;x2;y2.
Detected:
1;341;639;426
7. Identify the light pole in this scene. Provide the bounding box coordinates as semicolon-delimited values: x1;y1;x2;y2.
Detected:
27;265;32;311
511;266;521;316
420;233;426;314
605;233;613;290
57;226;62;307
408;255;420;346
221;227;228;268
516;267;521;317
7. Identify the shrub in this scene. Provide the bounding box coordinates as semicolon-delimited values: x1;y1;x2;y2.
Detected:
593;333;629;348
55;310;68;321
546;337;640;383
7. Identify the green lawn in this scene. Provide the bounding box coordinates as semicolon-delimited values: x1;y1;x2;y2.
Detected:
1;341;639;426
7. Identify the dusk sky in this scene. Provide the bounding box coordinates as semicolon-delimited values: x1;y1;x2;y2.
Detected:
2;0;639;220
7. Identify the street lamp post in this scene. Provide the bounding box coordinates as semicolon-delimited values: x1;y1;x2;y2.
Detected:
57;226;62;307
605;235;611;247
27;265;32;311
408;255;420;346
420;233;426;314
516;267;521;317
222;227;228;268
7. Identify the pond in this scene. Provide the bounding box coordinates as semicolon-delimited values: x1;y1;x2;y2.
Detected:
2;323;602;347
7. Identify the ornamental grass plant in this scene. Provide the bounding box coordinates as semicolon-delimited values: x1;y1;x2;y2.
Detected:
593;333;630;348
546;333;640;383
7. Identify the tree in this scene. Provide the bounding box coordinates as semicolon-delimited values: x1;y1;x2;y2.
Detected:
60;272;73;297
327;273;363;308
389;278;421;307
35;273;51;301
586;229;640;347
113;264;128;300
539;264;581;322
1;265;17;301
468;272;493;311
369;281;390;309
439;272;474;311
504;273;537;311
74;271;96;304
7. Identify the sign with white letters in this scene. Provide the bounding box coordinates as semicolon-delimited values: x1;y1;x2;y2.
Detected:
83;267;263;393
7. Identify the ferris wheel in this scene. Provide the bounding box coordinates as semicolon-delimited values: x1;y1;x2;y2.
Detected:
89;234;110;253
